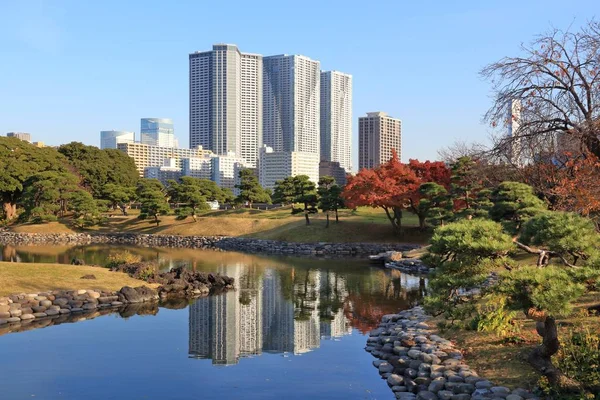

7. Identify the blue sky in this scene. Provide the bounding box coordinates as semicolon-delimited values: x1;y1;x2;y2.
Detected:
0;1;596;166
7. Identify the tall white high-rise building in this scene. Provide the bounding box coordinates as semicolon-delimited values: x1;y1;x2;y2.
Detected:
189;44;262;168
320;71;352;172
263;54;320;156
508;99;523;166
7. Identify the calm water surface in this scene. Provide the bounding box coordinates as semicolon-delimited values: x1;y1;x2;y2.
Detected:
0;245;425;400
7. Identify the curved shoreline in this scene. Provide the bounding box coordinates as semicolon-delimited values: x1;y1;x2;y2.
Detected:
0;232;420;256
367;306;538;400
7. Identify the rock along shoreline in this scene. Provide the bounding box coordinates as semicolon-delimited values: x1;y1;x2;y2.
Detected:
0;232;419;256
367;306;538;400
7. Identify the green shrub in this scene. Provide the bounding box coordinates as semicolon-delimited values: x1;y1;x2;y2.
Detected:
472;295;520;337
555;318;600;394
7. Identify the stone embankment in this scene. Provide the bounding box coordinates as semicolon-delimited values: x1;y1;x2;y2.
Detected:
111;264;235;298
386;259;432;275
0;286;158;328
0;232;419;256
367;306;537;400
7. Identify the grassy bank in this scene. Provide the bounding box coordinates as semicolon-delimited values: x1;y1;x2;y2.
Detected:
9;207;429;244
0;262;156;296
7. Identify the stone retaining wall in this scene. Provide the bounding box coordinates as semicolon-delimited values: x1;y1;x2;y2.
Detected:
0;286;158;328
0;232;419;256
367;306;537;400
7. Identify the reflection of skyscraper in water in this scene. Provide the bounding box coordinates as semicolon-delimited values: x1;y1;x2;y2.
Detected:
189;296;211;359
188;265;240;365
262;269;295;353
320;308;352;339
239;265;263;357
320;271;352;339
292;270;321;354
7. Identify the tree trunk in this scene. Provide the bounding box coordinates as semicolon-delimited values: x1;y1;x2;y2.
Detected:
418;214;426;230
335;209;339;223
325;212;329;228
119;204;129;216
154;214;160;226
528;317;582;392
305;209;310;225
2;202;17;221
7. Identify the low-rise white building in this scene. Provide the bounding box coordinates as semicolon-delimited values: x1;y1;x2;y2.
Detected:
144;159;182;185
117;142;212;176
182;156;213;180
211;152;248;194
258;145;319;190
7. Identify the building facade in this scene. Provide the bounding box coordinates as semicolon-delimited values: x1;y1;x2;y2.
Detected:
117;142;212;176
211;152;247;193
144;158;183;185
140;118;177;148
263;54;320;155
100;130;135;149
6;132;31;142
318;161;347;186
320;71;352;172
358;112;402;170
182;156;213;180
189;44;262;168
258;145;319;190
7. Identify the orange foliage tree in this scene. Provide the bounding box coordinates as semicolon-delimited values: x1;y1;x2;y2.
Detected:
548;153;600;225
343;150;419;233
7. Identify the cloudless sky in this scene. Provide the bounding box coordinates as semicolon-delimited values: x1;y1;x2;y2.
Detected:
0;0;596;167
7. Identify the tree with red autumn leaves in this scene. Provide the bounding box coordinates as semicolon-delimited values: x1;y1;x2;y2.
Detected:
405;159;451;229
343;150;451;232
343;150;419;233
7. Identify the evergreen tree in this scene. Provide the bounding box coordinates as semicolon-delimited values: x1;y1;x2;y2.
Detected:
19;171;80;223
235;169;271;208
57;142;138;198
490;181;547;233
102;183;136;216
167;177;209;221
0;137;70;221
69;190;101;228
272;177;296;206
136;179;170;226
293;175;318;225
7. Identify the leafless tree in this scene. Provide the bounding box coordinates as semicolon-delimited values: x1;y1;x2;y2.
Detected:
481;20;600;158
436;139;488;164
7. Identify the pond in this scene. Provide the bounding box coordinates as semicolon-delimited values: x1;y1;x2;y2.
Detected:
0;245;426;400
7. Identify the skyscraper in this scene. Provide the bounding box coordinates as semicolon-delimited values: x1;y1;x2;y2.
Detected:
100;130;134;149
508;99;523;166
263;54;320;155
320;71;352;172
140;118;176;147
189;44;262;167
358;112;402;170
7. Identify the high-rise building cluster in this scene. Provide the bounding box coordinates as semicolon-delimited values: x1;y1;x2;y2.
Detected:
5;132;45;147
189;44;355;189
94;43;403;193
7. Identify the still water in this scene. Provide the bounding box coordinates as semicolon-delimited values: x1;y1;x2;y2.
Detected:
0;245;425;400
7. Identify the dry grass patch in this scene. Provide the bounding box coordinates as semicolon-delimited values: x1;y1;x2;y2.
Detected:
434;290;600;390
0;262;156;296
10;221;75;234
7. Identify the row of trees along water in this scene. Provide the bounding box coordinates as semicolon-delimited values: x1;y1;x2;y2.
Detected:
0;138;349;227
